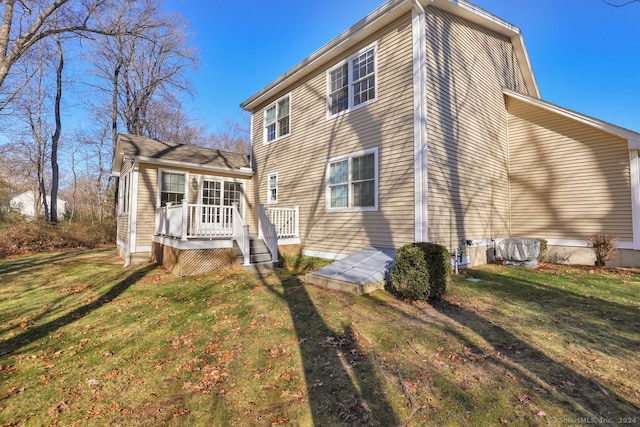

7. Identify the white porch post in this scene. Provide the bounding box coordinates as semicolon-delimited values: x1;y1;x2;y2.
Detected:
181;200;188;241
293;205;300;238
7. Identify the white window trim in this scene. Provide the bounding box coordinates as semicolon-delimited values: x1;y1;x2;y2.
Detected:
326;42;378;119
325;147;379;212
263;93;292;145
119;170;131;215
157;169;189;207
267;172;278;204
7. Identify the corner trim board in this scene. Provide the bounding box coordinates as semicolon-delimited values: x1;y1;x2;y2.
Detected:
412;6;429;242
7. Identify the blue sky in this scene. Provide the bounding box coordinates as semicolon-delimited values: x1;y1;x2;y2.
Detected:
162;0;640;133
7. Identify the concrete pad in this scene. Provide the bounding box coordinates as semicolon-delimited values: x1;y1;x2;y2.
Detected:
304;247;396;295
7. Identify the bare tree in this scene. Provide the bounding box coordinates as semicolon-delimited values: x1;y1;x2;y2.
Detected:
13;39;57;220
50;35;63;224
0;0;148;111
202;116;252;154
85;2;198;150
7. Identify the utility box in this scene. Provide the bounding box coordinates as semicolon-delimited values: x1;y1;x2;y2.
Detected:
497;238;540;267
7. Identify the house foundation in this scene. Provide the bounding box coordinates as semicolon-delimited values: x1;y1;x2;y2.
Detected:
152;242;240;276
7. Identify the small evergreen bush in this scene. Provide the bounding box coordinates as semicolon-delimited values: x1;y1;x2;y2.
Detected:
387;244;431;300
421;242;451;301
387;242;450;302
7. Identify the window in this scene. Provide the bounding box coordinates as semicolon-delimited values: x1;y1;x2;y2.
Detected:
267;173;278;204
327;44;377;117
202;180;221;206
326;148;378;211
119;172;131;214
264;94;291;143
160;171;185;206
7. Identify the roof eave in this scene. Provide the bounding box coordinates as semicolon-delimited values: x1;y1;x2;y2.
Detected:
240;0;412;112
240;0;540;111
124;155;254;177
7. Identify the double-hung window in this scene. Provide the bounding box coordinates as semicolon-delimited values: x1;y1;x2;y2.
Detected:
267;173;278;204
264;94;291;143
327;44;377;117
326;148;378;211
119;171;131;214
160;171;186;206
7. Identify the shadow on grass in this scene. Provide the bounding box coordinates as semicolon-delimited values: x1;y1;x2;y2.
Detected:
466;268;640;359
259;269;399;425
0;265;153;357
0;247;116;277
430;269;640;418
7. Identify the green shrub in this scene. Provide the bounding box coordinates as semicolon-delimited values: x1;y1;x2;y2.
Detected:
421;242;451;301
537;238;548;263
586;233;618;267
387;242;450;302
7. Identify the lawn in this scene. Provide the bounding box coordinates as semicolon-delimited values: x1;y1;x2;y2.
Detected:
0;248;638;426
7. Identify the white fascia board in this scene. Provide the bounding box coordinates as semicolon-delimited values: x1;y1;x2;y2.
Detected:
510;34;540;98
123;155;255;177
504;89;640;143
430;0;520;35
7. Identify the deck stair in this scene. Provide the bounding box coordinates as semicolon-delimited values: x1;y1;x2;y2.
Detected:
236;235;277;272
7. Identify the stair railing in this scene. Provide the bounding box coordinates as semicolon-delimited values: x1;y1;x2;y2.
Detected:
258;204;278;263
232;203;250;265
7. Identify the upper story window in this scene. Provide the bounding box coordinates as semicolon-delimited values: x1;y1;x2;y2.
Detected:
159;171;186;206
326;147;378;211
264;94;291;143
327;43;377;118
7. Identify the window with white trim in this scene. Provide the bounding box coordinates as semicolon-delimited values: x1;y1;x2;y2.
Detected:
119;171;131;214
264;94;291;143
160;171;186;206
267;172;278;204
327;44;377;117
327;148;378;211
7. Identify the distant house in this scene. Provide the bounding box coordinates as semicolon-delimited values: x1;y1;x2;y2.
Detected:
113;0;640;276
10;190;68;219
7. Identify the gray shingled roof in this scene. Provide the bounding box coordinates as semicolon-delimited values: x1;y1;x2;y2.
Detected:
116;134;251;172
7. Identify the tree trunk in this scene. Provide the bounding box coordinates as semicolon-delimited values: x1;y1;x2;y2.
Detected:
50;36;63;225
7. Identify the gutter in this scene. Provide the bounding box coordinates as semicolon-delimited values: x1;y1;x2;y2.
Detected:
122;155;255;177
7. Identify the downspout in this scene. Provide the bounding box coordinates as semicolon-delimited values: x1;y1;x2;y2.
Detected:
411;0;432;242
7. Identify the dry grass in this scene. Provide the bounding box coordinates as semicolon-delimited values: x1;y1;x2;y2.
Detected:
1;250;638;426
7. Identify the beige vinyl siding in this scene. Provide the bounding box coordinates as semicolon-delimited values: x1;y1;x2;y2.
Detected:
135;164;157;249
425;8;527;250
508;97;633;240
251;15;415;256
134;164;256;249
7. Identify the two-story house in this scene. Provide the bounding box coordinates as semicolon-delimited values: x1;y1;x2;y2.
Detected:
113;0;640;278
